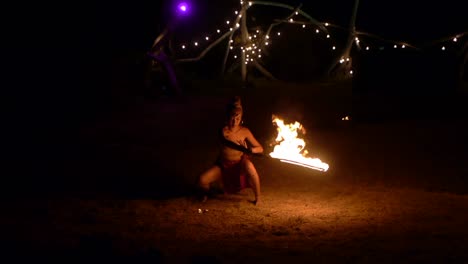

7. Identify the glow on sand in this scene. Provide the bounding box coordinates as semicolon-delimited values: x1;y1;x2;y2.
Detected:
269;115;329;172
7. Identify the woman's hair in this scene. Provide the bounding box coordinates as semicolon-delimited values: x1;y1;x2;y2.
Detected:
226;96;243;119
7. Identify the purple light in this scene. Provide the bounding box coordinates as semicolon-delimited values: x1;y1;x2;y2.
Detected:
177;2;189;13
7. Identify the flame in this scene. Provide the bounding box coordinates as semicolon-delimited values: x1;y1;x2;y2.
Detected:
269;115;329;172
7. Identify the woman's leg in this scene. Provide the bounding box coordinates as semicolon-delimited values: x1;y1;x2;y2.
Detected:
198;166;222;201
243;159;261;205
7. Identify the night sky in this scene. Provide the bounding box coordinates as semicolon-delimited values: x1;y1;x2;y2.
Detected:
5;0;467;130
82;0;467;51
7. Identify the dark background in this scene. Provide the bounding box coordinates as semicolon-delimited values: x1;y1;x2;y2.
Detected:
3;0;467;187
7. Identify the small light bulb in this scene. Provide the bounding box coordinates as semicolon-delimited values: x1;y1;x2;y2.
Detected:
236;23;240;28
366;46;369;50
181;45;185;49
326;34;330;38
194;42;198;46
205;36;209;40
230;46;233;50
234;55;237;58
332;46;336;50
235;11;238;15
394;45;397;48
266;35;270;39
226;21;230;24
402;45;406;48
289;18;293;22
295;11;298;15
350;70;353;75
325;22;329;26
217;29;220;33
277;32;280;36
302;24;306;28
453;37;458;42
258;54;261;58
230;28;233;31
249;2;252;6
441;46;445;50
265;42;269;45
316;29;319;33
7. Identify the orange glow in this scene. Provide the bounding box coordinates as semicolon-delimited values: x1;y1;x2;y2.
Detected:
269;115;329;172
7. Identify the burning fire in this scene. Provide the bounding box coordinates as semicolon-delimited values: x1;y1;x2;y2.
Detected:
269;115;329;172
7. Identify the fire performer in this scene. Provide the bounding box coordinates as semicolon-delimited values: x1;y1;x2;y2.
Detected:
198;96;263;205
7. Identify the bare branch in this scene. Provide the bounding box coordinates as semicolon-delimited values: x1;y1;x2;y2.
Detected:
250;1;327;32
253;61;277;80
176;30;235;63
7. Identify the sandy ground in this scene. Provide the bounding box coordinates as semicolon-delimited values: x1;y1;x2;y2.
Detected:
2;92;468;263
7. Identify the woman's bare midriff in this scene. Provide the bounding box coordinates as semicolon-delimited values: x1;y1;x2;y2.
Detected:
221;146;244;162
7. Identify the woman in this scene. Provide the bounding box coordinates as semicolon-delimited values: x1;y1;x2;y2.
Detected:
198;96;263;205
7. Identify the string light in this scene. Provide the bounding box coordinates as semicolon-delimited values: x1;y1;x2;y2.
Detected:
174;0;466;80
